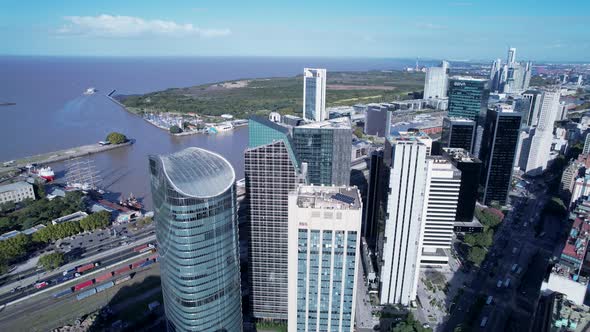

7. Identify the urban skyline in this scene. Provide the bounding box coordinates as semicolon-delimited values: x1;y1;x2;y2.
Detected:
1;3;590;330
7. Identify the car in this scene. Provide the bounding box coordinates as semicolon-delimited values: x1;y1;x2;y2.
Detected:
422;323;431;329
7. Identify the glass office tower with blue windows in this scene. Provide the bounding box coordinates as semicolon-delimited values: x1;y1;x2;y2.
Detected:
288;185;362;332
149;147;242;332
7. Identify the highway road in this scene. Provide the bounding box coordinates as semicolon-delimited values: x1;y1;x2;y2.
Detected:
0;225;155;288
0;228;156;306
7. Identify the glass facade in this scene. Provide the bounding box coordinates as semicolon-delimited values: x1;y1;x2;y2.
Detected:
246;116;300;320
296;229;357;332
304;77;317;121
448;78;490;125
441;118;476;153
479;109;522;205
293;126;351;186
149;148;242;332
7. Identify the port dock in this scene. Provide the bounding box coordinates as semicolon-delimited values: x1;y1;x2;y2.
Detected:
0;141;133;177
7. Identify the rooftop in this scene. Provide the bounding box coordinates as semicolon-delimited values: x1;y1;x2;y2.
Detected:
296;116;351;129
443;148;481;164
388;130;432;144
295;185;361;210
449;76;488;82
0;181;32;194
446;117;476;124
156;147;235;199
550;293;590;332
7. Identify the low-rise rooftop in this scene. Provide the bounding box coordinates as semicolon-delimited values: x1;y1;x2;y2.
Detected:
295;185;361;210
0;181;32;194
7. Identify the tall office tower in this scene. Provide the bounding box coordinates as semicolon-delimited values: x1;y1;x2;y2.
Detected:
489;58;502;91
245;116;303;320
441;117;476;153
524;90;560;175
423;60;449;99
149;148;242;332
396;130;433;155
560;160;584;204
287;185;362;332
515;128;533;171
442;148;482;222
584;133;590;155
363;149;385;249
508;47;517;65
523;90;542;126
419;156;461;266
293;117;352;186
479;105;523;206
522;61;532;90
558;101;568;121
303;68;327;122
379;134;427;305
447;76;490;156
364;104;392;137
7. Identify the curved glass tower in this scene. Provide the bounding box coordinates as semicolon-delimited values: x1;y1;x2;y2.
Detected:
149;147;242;332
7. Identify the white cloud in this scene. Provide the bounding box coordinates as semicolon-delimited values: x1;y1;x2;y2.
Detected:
415;22;447;30
57;14;230;38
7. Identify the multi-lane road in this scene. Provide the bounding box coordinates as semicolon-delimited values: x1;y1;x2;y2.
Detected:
0;225;156;306
444;177;560;331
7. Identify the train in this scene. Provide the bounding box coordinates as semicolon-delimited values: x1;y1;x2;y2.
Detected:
52;253;159;300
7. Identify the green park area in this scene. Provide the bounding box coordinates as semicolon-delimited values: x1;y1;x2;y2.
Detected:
118;70;425;119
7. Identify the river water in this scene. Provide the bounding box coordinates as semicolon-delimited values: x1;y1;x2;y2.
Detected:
0;56;433;208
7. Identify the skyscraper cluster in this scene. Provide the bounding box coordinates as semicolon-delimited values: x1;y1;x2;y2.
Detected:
147;51;566;329
489;47;532;93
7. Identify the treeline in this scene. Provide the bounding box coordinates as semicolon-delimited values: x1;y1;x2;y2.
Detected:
32;211;111;243
0;191;85;233
464;208;503;266
0;211;111;274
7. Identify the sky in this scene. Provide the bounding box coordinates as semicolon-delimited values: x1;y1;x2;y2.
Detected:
0;0;589;61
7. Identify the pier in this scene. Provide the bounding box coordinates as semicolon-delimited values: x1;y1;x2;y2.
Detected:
1;141;133;175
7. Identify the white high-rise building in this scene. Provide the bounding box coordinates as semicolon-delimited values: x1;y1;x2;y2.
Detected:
419;157;461;266
524;90;560;175
423;61;449;99
288;185;361;332
508;47;517;65
303;68;327;122
379;134;427;306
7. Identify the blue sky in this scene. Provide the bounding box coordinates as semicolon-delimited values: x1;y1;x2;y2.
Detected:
1;0;589;61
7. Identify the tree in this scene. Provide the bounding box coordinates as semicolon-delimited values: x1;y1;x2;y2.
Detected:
38;252;64;270
106;132;127;144
467;246;486;266
0;234;31;263
391;312;431;332
169;125;182;134
544;196;567;217
353;127;364;138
